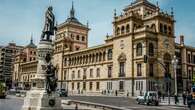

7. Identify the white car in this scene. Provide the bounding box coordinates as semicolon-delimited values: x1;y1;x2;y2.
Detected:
136;91;159;106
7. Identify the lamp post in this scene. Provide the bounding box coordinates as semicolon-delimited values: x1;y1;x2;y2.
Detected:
172;55;178;96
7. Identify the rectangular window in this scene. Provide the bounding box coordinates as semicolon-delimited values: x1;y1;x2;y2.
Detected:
96;82;100;90
137;64;142;76
64;70;67;80
90;69;93;78
119;81;124;91
89;82;93;91
188;54;191;63
193;55;195;64
96;68;100;77
108;66;112;78
77;82;80;90
107;82;112;90
83;69;87;79
78;70;80;78
72;82;74;90
72;71;75;79
119;62;125;77
83;82;86;90
149;64;154;77
136;81;143;91
188;70;192;80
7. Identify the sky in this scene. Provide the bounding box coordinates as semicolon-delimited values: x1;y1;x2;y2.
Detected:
0;0;195;47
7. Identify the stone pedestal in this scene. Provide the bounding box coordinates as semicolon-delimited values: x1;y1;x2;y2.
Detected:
21;39;63;110
22;90;63;110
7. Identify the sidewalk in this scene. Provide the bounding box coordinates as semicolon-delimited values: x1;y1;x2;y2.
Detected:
159;97;188;107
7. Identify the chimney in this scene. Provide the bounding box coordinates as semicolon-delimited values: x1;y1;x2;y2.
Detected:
180;35;184;46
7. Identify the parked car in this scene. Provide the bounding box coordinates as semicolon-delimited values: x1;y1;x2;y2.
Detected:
136;91;159;106
56;89;68;97
15;91;21;97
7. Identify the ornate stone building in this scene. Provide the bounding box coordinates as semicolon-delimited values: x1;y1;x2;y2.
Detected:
13;37;37;89
13;0;195;96
53;0;195;96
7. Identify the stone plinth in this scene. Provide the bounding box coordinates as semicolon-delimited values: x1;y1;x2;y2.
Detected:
22;90;63;110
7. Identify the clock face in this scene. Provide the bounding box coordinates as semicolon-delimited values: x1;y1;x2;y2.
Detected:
164;39;169;48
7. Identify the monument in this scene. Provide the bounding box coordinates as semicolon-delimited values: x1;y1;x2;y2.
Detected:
22;6;63;110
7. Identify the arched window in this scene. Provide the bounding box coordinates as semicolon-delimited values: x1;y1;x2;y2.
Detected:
107;49;113;60
71;34;74;39
136;43;142;56
86;55;88;64
164;25;167;34
76;35;80;40
99;53;102;61
116;27;120;35
160;23;163;33
83;56;85;64
103;51;106;61
126;24;130;33
89;54;92;63
82;36;85;41
121;26;125;34
151;24;156;32
168;26;172;35
149;43;154;56
96;53;99;62
79;56;82;64
92;54;95;63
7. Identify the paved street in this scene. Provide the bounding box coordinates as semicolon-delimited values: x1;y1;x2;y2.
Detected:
0;95;189;110
0;96;23;110
66;96;189;110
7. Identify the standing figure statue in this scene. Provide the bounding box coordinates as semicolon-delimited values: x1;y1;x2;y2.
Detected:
41;6;56;41
45;53;57;94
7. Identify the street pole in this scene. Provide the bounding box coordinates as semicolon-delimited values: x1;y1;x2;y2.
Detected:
168;81;170;105
172;55;178;96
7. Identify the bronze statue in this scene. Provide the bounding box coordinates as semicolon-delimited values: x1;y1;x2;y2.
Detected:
45;53;57;94
41;6;56;41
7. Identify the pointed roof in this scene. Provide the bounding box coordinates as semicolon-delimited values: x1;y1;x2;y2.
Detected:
26;36;37;48
65;1;83;25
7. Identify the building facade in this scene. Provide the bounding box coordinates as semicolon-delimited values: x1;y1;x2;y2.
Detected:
54;0;195;96
13;38;37;89
12;0;195;96
0;43;23;88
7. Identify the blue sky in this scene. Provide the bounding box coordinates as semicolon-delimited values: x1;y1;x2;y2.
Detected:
0;0;195;47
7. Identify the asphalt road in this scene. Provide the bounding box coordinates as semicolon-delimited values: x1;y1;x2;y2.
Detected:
0;95;23;110
0;95;189;110
66;96;189;110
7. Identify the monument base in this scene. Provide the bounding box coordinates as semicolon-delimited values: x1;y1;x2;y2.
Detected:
22;89;63;110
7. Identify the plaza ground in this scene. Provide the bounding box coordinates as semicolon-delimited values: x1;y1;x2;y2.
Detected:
0;95;189;110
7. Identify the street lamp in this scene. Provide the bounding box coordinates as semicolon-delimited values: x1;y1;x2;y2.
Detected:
172;55;178;96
